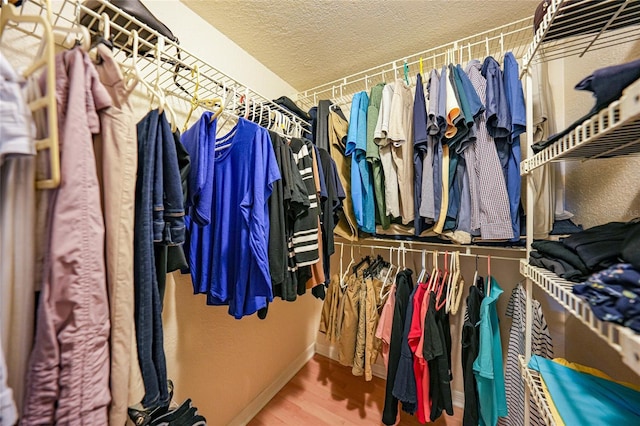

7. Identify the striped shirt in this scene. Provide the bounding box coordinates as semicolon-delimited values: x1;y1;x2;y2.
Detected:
499;284;553;426
290;138;320;267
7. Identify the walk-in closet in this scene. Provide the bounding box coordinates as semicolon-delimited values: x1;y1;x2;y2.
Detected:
1;1;639;425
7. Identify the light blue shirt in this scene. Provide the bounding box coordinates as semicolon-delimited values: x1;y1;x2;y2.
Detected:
474;277;507;426
346;91;375;233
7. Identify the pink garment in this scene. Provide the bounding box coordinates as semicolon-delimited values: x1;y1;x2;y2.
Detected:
375;283;396;369
22;48;112;425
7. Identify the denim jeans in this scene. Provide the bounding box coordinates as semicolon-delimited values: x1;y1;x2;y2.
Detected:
134;109;185;408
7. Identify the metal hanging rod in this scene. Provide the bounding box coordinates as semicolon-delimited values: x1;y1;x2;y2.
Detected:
296;16;533;110
335;242;523;263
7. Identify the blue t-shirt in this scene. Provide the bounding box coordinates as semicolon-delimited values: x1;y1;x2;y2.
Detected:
181;112;217;225
503;52;525;241
185;118;280;319
346;91;375;234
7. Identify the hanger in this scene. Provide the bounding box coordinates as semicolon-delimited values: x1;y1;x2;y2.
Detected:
435;251;449;310
403;60;410;85
473;254;479;287
380;247;396;301
341;244;355;289
182;64;222;131
0;0;60;189
45;0;90;54
417;250;427;284
427;250;438;292
446;252;465;315
152;37;178;132
419;57;424;77
122;31;163;111
89;13;113;63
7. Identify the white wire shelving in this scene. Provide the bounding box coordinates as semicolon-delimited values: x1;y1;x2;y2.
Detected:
519;355;556;426
521;77;640;174
520;261;640;375
295;17;533;110
522;0;640;70
12;0;310;134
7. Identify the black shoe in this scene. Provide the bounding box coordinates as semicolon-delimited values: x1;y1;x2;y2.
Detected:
128;380;175;425
150;399;193;425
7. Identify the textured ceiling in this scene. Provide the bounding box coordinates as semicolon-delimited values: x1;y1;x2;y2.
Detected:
182;0;539;92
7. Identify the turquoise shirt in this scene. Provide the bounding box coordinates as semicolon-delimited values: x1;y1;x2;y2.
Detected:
529;355;640;425
345;91;375;233
473;277;507;426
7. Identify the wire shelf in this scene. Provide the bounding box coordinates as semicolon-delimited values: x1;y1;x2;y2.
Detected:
521;261;640;375
13;0;310;134
521;77;640;173
295;17;534;111
519;355;556;426
523;0;640;69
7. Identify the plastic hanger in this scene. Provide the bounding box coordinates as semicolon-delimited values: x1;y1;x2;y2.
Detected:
122;31;163;112
380;247;396;301
151;37;178;132
417;250;427;284
403;60;410;85
45;0;91;54
419;57;424;76
182;64;222;131
427;250;439;292
435;252;449;310
473;255;479;287
0;0;60;189
341;244;355;289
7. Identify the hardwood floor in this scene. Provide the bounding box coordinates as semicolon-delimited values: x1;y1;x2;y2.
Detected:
248;354;463;426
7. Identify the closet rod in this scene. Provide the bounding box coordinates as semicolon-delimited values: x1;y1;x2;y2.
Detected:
335;242;523;263
296;16;533;109
337;237;525;253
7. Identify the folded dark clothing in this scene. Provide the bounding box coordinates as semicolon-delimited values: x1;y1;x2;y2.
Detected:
623;225;640;270
532;60;640;154
550;218;583;235
563;221;640;270
529;251;586;282
573;264;640;332
531;240;589;275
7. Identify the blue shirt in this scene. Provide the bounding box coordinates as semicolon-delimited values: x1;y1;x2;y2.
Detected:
474;277;507;426
346;91;375;234
529;355;640;425
181;112;217;225
503;52;525;241
186;118;280;319
481;56;511;175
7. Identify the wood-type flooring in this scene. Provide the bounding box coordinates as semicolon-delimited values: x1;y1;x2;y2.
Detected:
248;354;463;426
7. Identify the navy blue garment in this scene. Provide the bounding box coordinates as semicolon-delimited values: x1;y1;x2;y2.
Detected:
533;58;640;153
413;73;430;235
382;269;414;425
135;109;186;408
462;284;484;426
503;52;526;241
308;106;318;143
392;286;419;414
577;58;640;114
573;264;640;332
481;56;511;175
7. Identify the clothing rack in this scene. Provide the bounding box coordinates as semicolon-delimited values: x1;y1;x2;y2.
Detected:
295;16;533;110
12;0;311;137
335;241;524;263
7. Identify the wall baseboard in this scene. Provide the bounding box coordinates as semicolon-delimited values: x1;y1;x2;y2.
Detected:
228;342;316;426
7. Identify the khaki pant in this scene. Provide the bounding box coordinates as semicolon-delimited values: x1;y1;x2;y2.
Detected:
338;274;359;366
93;45;144;426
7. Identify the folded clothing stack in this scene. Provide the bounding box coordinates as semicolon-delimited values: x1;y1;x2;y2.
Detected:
529;220;640;282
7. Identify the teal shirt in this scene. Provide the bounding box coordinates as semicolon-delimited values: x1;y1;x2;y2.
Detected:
473;277;507;426
529;355;640;425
